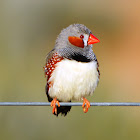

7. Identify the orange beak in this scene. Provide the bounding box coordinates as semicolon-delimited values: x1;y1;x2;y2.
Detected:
88;34;100;45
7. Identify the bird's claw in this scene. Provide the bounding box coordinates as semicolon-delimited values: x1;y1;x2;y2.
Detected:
82;97;90;113
51;98;60;114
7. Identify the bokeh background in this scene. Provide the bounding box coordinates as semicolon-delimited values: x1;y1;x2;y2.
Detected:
1;0;140;140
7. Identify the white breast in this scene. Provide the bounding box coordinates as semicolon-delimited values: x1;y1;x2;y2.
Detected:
48;59;99;101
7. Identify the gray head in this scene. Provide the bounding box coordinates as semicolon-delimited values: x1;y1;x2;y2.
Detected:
55;24;100;61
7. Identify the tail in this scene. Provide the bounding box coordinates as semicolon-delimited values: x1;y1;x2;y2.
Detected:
46;85;71;116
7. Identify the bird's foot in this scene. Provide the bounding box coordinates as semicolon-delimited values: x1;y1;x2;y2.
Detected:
51;97;60;114
82;97;90;113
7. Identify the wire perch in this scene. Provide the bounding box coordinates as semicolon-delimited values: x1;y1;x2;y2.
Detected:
0;102;140;106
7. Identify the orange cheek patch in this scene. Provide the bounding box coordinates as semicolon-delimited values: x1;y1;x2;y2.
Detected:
68;36;84;48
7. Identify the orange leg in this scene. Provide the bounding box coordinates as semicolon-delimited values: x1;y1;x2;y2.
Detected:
51;97;60;114
82;97;91;113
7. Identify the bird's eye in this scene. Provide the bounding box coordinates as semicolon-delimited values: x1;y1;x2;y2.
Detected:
80;35;84;39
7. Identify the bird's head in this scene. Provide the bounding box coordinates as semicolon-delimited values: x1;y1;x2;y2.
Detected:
55;24;100;50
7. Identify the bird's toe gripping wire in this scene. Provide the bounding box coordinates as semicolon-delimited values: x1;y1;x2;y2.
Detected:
82;97;91;113
51;97;60;114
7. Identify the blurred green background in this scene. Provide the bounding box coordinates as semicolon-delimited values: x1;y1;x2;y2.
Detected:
1;0;140;140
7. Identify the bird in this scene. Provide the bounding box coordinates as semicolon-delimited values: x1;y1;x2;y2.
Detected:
43;24;100;116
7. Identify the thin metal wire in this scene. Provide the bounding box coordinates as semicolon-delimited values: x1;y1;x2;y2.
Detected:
0;102;140;106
